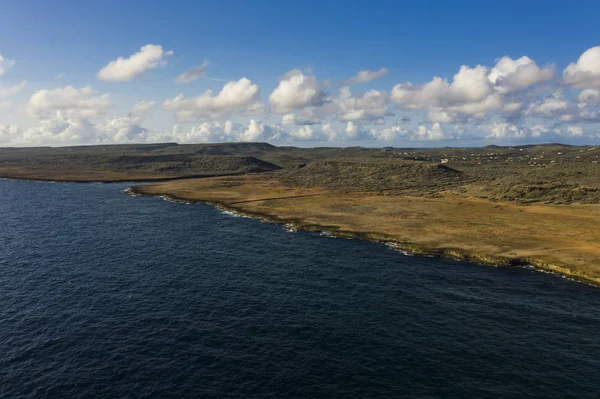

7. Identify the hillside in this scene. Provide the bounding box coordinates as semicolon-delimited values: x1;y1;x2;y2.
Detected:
0;142;599;203
280;159;465;194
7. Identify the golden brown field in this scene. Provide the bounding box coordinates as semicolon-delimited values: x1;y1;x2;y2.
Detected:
131;174;600;286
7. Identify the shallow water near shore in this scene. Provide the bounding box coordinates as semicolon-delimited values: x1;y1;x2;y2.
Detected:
1;180;599;398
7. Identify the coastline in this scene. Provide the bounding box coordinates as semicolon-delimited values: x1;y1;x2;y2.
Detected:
2;173;597;287
0;167;248;184
125;184;600;288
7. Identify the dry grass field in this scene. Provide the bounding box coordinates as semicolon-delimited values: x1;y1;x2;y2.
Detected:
131;174;600;286
2;142;599;285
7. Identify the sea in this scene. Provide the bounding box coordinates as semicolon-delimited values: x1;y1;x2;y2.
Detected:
1;179;599;398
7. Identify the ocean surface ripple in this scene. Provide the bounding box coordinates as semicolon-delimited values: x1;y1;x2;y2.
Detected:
1;180;599;398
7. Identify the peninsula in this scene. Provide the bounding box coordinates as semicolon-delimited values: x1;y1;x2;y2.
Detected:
2;142;599;285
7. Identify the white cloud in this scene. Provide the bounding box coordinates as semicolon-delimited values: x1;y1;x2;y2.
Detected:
27;86;111;120
269;69;326;113
4;50;600;147
239;119;268;142
345;121;358;137
0;124;21;144
166;119;281;143
563;46;600;89
414;123;451;141
281;113;320;125
503;101;523;113
0;54;16;76
167;121;233;143
96;115;148;143
488;56;554;94
526;93;569;117
337;86;388;122
0;81;27;98
369;124;409;141
166;120;337;143
339;121;372;140
1;111;150;146
131;100;156;117
522;90;600;123
346;68;389;84
243;101;267;115
369;122;456;141
176;60;209;83
163;77;260;121
577;89;600;104
480;123;596;141
21;113;100;145
282;124;337;142
444;94;503;119
391;77;447;110
97;44;173;82
445;65;494;104
483;122;532;140
563;125;584;137
427;109;457;123
321;123;338;140
391;56;555;123
288;125;316;141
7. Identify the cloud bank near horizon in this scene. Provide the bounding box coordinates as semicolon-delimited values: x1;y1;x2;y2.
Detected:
1;45;600;147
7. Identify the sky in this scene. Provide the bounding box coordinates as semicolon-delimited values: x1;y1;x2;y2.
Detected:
1;0;600;147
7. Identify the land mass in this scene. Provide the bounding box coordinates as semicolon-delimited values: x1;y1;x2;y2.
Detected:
1;142;599;285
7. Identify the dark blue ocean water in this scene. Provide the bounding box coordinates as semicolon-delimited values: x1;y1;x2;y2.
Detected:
1;180;599;398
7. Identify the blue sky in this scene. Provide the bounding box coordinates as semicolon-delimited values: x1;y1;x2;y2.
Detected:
1;0;599;146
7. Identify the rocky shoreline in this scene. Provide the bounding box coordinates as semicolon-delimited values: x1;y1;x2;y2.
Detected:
125;185;600;288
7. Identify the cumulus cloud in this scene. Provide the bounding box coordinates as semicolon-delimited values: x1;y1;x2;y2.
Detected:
525;91;569;118
391;78;447;110
523;90;600;123
414;123;451;141
369;124;408;141
482;122;538;140
563;46;600;89
481;122;598;142
97;44;173;82
243;101;267;115
488;56;554;94
5;49;600;147
167;119;340;143
167;121;236;143
346;68;389;84
0;81;27;98
368;122;455;141
20;113;100;145
577;89;600;104
130;100;156;117
239;119;269;142
391;56;555;123
281;113;320;125
166;119;282;143
0;54;16;76
281;125;336;142
95;116;148;143
337;86;388;122
0;124;21;144
176;60;209;83
163;77;260;121
27;86;111;120
269;69;326;113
